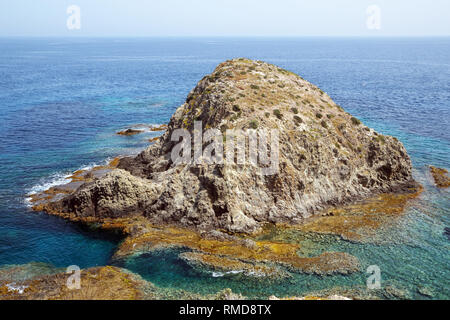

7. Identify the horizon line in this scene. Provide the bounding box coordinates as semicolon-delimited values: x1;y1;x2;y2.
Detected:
1;35;450;39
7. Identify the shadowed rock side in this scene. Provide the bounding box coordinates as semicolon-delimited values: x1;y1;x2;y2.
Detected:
39;58;414;234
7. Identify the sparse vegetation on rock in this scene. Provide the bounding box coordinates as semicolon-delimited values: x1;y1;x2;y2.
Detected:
35;58;415;235
30;58;417;287
351;117;361;125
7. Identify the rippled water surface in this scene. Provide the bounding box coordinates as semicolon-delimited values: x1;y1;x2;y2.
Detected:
0;38;448;298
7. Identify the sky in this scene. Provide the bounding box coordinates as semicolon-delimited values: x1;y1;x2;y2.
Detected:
0;0;449;37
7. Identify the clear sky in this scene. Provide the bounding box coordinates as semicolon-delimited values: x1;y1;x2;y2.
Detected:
0;0;449;37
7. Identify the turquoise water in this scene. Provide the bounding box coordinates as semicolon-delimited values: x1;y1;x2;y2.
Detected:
0;38;448;298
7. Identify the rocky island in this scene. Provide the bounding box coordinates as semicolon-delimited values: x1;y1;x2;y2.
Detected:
19;58;422;299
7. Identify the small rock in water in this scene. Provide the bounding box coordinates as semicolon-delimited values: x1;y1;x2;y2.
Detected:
417;286;434;298
117;128;144;136
384;285;410;300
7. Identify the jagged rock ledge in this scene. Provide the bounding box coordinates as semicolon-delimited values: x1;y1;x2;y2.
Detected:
0;264;244;300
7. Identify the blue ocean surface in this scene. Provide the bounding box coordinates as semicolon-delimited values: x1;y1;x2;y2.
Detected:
0;37;448;298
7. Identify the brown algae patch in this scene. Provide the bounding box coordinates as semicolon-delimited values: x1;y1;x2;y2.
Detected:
111;222;360;276
429;166;450;188
291;183;423;242
0;263;249;300
0;266;144;300
117;128;144;136
148;136;160;144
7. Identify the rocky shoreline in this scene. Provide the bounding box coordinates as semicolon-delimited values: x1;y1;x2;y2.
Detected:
1;261;429;300
18;58;425;300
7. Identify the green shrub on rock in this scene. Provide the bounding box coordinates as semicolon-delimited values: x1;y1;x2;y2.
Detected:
351;117;361;125
273;109;283;119
249;120;259;129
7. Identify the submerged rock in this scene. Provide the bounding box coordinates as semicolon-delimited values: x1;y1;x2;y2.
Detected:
0;262;61;284
109;221;360;276
293;183;422;241
417;286;434;298
179;251;290;279
117;128;144;136
429;166;450;188
37;58;415;234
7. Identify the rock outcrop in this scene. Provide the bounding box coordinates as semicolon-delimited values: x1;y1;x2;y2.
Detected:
56;169;161;219
41;58;415;234
117;128;144;136
0;264;246;300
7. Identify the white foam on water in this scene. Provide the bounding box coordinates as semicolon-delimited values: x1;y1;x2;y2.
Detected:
211;269;268;278
6;283;28;294
127;123;165;133
211;272;224;277
26;172;71;196
211;270;244;278
24;160;108;206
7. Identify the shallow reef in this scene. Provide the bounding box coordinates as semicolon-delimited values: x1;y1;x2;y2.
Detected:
288;182;423;242
429;166;450;188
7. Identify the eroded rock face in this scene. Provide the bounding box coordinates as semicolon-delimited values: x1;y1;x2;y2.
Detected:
45;170;161;219
44;58;414;233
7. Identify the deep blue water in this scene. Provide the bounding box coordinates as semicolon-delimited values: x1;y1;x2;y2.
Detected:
0;38;448;298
